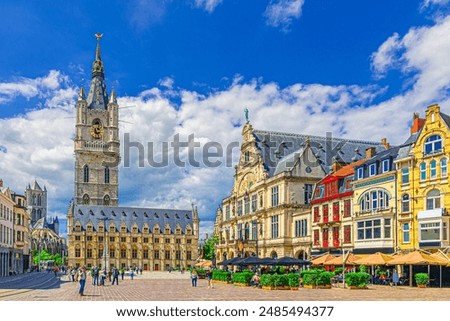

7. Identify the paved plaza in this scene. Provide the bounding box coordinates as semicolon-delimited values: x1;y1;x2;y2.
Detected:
1;271;450;301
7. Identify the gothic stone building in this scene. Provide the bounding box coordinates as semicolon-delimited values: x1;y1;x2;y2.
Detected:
67;35;199;271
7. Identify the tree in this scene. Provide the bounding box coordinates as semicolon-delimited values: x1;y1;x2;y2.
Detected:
202;235;219;260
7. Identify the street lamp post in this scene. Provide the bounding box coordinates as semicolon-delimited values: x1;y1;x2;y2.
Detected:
97;217;110;272
340;237;346;288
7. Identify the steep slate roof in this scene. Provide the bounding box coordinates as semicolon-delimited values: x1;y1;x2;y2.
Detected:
395;131;421;161
253;130;386;176
73;205;194;233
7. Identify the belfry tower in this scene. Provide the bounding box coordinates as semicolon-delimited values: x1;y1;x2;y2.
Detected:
74;34;119;206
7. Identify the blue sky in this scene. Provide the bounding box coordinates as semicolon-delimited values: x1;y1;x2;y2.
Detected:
1;0;450;238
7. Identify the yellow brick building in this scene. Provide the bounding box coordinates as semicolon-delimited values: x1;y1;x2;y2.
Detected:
395;104;450;251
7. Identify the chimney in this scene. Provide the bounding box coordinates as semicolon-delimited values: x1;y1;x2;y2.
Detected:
365;147;376;159
411;112;425;134
381;138;390;150
0;178;3;188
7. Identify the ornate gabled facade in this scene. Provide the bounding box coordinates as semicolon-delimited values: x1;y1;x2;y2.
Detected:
395;105;450;252
214;118;386;262
67;35;199;271
311;159;367;255
352;146;399;254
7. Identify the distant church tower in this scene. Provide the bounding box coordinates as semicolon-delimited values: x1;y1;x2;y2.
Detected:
74;34;119;206
25;180;48;226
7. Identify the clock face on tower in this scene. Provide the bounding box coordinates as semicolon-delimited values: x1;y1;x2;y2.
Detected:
90;123;104;139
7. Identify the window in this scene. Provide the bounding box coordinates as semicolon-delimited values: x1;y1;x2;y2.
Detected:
244;151;250;163
322;205;329;223
154;251;160;259
244;197;250;214
304;184;313;204
369;164;376;176
271;186;279;207
343;199;351;217
402;194;410;213
401;168;409;184
441;158;448;178
384;218;391;238
313;230;319;246
426;189;441;210
420;162;427;181
271;215;279;239
344;225;351;243
83;165;89;183
237;200;243;216
430;160;437;179
225;206;230;220
251;195;257;212
244;223;250;240
424;135;442;155
357;219;381;240
382;159;390;173
359;189;390;212
82;194;90;205
420;222;440;242
104;167;110;184
357;167;364;180
103;195;110;206
313;207;320;223
403;223;410;243
295;219;308;237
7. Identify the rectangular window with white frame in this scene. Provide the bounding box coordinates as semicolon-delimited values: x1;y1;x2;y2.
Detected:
369;163;376;176
401;168;409;184
382;159;390;173
419;222;440;242
357;167;364;180
403;223;410;243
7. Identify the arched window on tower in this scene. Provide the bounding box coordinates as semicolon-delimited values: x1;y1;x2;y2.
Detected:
83;165;89;183
104;166;110;184
83;194;90;205
104;195;110;206
37;195;42;206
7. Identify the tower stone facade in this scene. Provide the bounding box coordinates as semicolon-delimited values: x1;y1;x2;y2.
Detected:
74;35;119;206
25;180;48;226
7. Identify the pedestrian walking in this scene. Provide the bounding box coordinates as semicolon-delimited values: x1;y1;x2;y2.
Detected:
112;267;119;285
130;269;134;280
78;266;87;296
120;268;125;280
53;266;59;277
190;268;198;287
206;269;214;289
70;268;76;282
92;266;99;286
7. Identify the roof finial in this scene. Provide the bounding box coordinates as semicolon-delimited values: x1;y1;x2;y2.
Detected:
244;107;249;123
92;33;104;78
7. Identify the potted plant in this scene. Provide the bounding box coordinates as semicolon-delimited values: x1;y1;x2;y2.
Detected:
273;274;290;290
212;270;231;284
415;273;429;288
345;272;370;289
231;271;253;286
288;273;300;290
260;274;275;290
316;271;334;289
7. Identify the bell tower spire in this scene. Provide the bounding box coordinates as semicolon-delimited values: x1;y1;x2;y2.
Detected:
86;33;108;110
